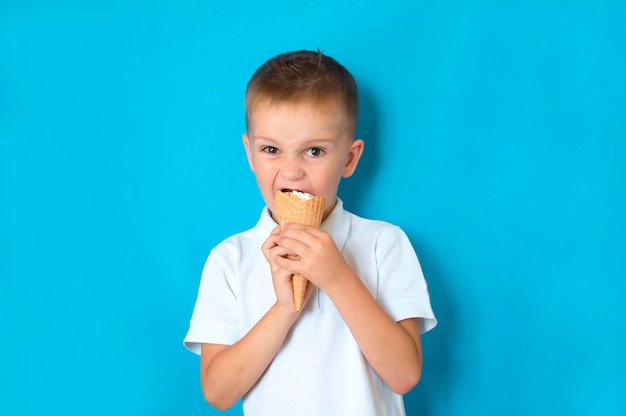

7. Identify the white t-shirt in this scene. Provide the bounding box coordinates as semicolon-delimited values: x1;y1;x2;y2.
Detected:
184;199;437;416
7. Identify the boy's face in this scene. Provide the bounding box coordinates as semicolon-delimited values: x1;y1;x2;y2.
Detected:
243;100;363;222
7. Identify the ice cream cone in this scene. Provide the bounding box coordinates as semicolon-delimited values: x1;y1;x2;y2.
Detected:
274;190;326;311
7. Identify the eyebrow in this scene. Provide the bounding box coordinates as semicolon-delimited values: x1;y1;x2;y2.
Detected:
301;137;335;146
252;136;336;147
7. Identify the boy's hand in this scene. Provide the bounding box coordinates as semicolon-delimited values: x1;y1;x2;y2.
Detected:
262;226;313;312
271;222;351;293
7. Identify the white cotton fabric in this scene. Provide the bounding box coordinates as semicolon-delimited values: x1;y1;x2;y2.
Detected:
184;199;437;416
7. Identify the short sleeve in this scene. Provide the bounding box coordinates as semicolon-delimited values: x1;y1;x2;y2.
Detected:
375;227;437;334
183;243;240;355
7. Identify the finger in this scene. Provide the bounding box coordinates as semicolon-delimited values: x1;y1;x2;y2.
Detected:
278;225;326;247
276;234;312;258
272;253;303;276
261;238;278;262
271;266;294;284
270;243;297;260
281;222;326;234
262;226;284;249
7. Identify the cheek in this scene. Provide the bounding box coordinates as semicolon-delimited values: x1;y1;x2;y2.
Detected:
253;164;277;186
329;158;347;180
314;167;341;192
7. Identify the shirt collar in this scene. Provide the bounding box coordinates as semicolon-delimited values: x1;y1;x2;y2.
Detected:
256;198;350;252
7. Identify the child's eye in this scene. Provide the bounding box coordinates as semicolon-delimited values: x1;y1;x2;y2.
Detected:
262;146;278;154
306;147;325;157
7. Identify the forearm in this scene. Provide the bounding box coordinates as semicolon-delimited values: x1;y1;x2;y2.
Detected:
200;304;298;409
323;271;423;394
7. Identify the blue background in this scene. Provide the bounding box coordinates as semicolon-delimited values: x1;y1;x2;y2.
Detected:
1;1;625;415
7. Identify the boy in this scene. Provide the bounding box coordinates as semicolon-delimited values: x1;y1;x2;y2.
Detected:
184;50;437;416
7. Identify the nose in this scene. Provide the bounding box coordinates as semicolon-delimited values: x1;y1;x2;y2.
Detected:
280;156;304;181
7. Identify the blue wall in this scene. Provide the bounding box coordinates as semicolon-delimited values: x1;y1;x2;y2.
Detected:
1;1;624;415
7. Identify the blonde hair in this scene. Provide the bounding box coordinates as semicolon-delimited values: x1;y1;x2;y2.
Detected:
245;50;358;136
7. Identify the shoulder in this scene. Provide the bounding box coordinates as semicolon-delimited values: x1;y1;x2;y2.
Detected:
347;211;406;242
198;224;266;288
209;224;265;260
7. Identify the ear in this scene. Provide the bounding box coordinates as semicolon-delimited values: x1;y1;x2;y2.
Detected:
242;134;255;173
342;138;364;178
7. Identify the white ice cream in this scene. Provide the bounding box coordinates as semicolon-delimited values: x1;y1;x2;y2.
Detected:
290;190;313;200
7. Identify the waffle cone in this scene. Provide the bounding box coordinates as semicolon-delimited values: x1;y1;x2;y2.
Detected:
274;191;326;311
